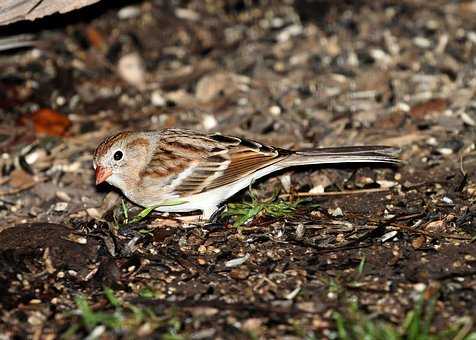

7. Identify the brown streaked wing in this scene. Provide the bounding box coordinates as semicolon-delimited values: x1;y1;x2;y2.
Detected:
205;148;285;189
143;141;205;179
142;133;227;194
146;131;289;196
171;148;230;195
173;136;287;194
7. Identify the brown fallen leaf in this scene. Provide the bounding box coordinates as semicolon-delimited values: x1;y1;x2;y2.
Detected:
410;98;448;120
411;235;426;249
85;26;105;50
423;220;446;234
6;168;35;191
230;267;250;280
20;108;72;137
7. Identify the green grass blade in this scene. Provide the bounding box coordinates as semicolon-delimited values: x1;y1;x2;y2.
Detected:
75;296;96;329
104;287;120;308
333;311;349;339
121;200;129;224
358;256;366;275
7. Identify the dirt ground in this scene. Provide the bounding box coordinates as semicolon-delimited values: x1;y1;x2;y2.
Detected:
0;0;475;338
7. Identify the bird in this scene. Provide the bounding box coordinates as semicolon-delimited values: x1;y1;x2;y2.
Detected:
93;129;400;220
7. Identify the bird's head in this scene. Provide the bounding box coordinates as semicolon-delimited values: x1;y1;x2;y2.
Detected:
93;132;150;188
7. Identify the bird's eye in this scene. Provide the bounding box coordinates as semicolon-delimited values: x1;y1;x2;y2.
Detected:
113;150;123;161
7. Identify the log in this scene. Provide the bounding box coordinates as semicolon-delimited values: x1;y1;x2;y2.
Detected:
0;0;101;25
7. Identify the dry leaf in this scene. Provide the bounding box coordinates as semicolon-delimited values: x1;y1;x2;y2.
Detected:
21;108;72;137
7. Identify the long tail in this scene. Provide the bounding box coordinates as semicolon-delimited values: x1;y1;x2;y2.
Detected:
279;146;401;167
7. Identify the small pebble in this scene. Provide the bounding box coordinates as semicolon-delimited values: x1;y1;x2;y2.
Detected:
279;174;291;193
295;223;305;239
88;326;106;339
54;202;68;212
414;283;426;292
437;148;453;155
413;36;432;48
175;8;200;21
377;180;398;188
28;313;45;326
276;24;303;42
380;231;398;242
441;196;453;204
285;287;301;300
118;53;146;89
461;112;476;126
66;234;87;244
269;105;281;116
328;207;343;217
202;114;218;130
56;191;71;202
118;6;141;19
151;90;166;107
225;254;250;268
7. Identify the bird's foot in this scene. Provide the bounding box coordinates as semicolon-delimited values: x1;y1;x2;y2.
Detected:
205;205;226;223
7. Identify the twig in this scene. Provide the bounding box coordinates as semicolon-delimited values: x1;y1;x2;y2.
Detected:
279;187;392;198
132;298;310;316
0;182;36;196
389;223;473;241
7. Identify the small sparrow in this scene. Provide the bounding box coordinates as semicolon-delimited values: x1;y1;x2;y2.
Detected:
93;129;400;220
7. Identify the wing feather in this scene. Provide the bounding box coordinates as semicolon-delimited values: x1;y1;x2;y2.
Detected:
175;145;285;194
142;129;288;196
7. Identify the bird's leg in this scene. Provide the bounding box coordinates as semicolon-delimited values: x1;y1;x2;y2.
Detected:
201;205;219;221
173;206;224;226
201;205;226;229
174;214;203;223
207;205;226;224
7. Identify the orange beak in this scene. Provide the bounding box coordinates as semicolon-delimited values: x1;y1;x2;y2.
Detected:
95;166;112;185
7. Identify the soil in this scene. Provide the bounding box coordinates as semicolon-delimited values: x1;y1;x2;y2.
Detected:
0;0;475;338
